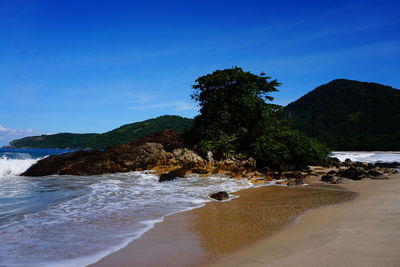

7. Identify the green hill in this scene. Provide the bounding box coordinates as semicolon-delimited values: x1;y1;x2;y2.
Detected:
10;115;194;149
284;79;400;151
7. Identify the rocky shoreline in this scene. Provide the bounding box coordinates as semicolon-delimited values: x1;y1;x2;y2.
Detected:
21;131;399;198
21;130;261;179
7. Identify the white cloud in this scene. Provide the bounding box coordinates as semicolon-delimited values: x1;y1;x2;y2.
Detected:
0;125;39;146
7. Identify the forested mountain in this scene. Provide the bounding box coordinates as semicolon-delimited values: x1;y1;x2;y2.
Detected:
284;79;400;151
10;115;193;149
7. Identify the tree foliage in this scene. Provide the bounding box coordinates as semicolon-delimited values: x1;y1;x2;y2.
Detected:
190;67;279;156
190;67;330;170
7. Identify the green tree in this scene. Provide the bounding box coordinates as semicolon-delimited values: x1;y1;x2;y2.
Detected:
190;67;280;157
190;67;330;170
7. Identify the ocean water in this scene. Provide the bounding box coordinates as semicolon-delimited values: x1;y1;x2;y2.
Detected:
0;149;253;267
1;149;398;267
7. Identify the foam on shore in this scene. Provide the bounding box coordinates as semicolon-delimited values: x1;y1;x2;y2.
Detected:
332;151;400;163
0;172;254;267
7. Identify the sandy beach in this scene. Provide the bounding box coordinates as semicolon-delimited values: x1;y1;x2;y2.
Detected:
91;172;400;267
210;173;400;267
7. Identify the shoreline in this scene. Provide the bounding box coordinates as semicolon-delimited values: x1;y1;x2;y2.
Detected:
90;174;356;267
208;172;400;267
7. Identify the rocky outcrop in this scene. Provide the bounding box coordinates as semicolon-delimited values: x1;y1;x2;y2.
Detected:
330;159;395;181
20;150;101;176
21;134;265;180
210;157;257;176
210;191;229;201
168;148;205;168
22;143;167;176
22;132;398;190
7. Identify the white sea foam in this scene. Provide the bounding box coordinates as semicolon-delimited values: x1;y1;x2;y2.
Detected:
0;171;253;267
332;151;400;163
0;156;38;177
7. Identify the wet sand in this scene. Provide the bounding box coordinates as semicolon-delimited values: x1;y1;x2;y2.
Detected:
209;172;400;267
91;180;354;266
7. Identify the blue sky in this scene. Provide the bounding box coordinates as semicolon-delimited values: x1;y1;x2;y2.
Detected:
0;0;399;145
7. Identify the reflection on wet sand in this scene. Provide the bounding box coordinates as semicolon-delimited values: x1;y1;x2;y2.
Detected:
191;186;355;260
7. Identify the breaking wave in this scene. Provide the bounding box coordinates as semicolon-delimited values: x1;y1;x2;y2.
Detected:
0;155;38;177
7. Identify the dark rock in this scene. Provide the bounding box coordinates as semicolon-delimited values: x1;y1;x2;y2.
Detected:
330;157;341;168
367;170;389;180
341;158;353;167
158;173;176;182
337;167;366;180
210;191;229;201
191;168;209;174
374;162;400;168
321;175;335;183
22;143;166;176
21;150;105;176
159;167;187;182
